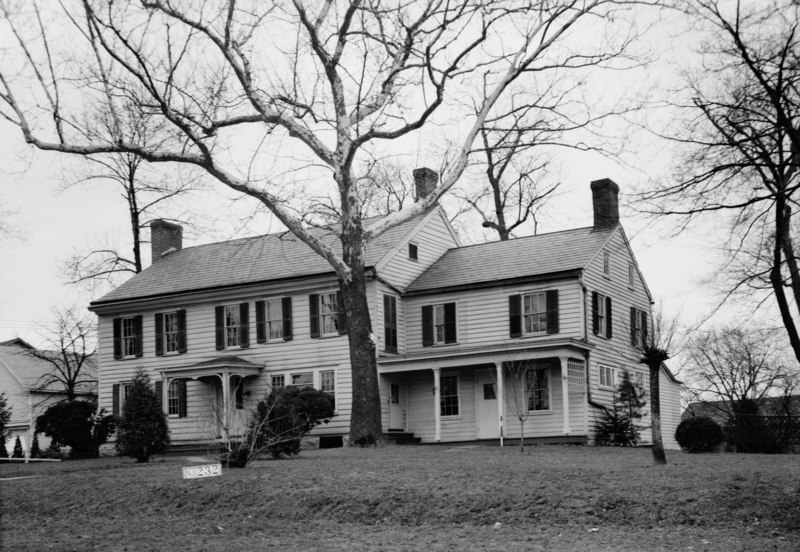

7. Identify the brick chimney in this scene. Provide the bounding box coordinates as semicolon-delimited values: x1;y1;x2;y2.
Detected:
590;178;620;229
150;219;183;263
413;167;438;201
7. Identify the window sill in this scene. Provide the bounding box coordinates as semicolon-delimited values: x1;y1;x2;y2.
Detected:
526;410;552;415
598;385;615;391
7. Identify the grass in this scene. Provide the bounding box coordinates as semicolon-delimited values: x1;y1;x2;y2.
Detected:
1;444;799;551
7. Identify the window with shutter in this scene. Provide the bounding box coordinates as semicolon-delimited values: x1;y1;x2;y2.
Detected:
511;291;559;337
593;293;612;338
310;292;343;338
423;302;457;345
116;316;142;359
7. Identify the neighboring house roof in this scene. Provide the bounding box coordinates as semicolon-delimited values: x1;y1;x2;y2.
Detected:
92;211;430;306
683;396;800;422
407;226;615;293
0;344;97;395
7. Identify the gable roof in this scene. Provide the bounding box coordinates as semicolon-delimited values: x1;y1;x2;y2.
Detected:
406;226;616;293
92;211;431;306
0;345;97;394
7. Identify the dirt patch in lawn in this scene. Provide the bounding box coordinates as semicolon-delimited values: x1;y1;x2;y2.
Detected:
1;445;798;551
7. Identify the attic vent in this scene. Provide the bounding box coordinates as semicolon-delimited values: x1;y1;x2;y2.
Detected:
408;243;418;261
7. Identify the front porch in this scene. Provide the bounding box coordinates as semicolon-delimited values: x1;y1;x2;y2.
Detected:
379;341;592;445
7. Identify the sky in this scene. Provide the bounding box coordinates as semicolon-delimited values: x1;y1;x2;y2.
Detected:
0;1;770;369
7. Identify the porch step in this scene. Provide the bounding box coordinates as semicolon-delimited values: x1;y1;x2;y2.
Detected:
161;442;226;458
384;431;421;445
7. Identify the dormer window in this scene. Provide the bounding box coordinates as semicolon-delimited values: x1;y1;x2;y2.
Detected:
408;243;418;261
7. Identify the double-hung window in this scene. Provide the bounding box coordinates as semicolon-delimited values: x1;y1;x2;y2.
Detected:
155;310;187;356
592;292;613;338
599;365;615;389
168;380;181;416
630;307;649;348
320;370;336;409
526;366;550;411
271;375;285;390
256;298;293;343
509;291;559;337
215;304;250;350
422;302;457;346
113;315;143;359
309;291;345;337
440;375;459;416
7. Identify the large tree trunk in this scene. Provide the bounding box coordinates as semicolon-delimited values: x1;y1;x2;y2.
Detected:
773;196;800;364
340;227;385;447
647;360;667;465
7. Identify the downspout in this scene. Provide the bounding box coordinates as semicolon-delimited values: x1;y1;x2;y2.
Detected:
579;272;606;412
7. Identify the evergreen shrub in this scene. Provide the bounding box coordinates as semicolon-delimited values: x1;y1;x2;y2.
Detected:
675;416;724;453
36;400;114;459
115;369;169;462
12;435;24;458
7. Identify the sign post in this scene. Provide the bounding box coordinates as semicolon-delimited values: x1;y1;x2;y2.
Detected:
182;463;222;479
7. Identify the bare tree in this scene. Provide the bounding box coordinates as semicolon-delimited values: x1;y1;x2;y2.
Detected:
0;0;650;444
636;1;800;362
23;307;97;402
683;326;796;418
492;360;546;453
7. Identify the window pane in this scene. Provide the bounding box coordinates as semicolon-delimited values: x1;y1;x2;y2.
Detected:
483;383;496;400
440;375;459;416
225;306;240;347
164;312;180;352
320;293;338;335
523;293;546;333
320;370;335;409
122;318;137;356
390;383;400;405
168;380;180;415
527;367;549;411
291;372;313;386
271;375;285;389
267;300;283;340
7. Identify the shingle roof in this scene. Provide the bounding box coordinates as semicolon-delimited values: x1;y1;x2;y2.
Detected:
93;212;429;305
407;226;615;292
0;344;97;394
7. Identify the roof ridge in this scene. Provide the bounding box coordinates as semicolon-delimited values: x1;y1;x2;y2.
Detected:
439;225;603;252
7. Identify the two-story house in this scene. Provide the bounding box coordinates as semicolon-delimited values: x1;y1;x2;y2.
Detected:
88;170;682;450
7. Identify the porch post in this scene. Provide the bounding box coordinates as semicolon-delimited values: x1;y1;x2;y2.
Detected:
495;361;504;447
433;368;441;442
221;370;231;444
560;356;570;435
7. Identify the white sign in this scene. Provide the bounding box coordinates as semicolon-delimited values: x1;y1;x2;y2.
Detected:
182;463;222;479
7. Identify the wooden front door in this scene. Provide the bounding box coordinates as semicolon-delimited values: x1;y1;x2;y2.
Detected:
476;370;500;439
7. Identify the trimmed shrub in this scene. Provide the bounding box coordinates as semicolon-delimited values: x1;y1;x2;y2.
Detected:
36;400;115;459
29;433;41;458
116;369;169;462
675;416;724;453
12;435;24;458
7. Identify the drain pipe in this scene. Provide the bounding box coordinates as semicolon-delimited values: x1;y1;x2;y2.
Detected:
579;272;607;413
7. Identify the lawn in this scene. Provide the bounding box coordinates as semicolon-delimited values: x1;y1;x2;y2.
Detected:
1;444;798;551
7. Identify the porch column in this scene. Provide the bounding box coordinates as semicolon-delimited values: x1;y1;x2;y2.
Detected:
495;361;504;447
221;370;231;444
559;356;570;435
433;367;441;442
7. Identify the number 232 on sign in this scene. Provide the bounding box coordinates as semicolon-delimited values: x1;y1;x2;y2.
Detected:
182;463;222;479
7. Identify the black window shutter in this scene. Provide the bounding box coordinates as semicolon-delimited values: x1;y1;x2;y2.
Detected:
509;295;522;338
641;311;649;346
239;303;250;348
546;290;559;334
630;307;637;346
178;380;187;418
309;294;320;338
134;315;144;357
177;309;187;353
154;313;164;356
592;292;599;335
422;305;434;347
605;296;613;339
155;380;163;411
215;306;225;350
384;295;397;352
255;301;266;343
444;302;457;344
112;383;120;417
113;318;122;360
337;290;347;335
282;297;293;341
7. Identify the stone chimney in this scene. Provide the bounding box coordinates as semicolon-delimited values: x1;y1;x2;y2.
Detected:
150;219;183;263
590;178;620;229
413;167;438;201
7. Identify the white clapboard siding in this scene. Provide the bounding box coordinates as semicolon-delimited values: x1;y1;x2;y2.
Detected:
377;209;460;290
659;370;682;450
96;278;363;441
404;280;584;354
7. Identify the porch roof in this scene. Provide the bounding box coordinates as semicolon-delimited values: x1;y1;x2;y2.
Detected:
377;338;593;372
160;355;263;379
